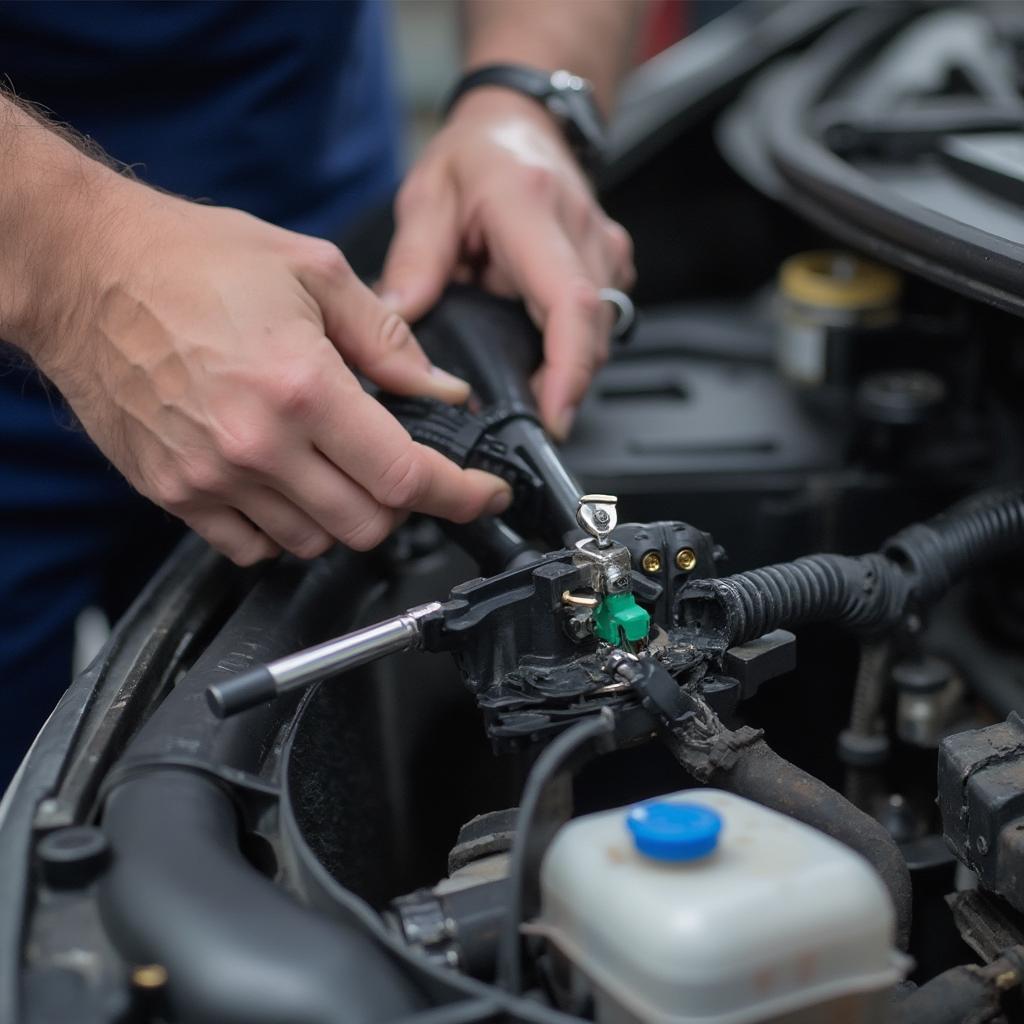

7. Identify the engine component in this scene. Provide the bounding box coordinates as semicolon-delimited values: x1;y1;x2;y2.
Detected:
536;790;904;1024
573;494;652;647
938;713;1024;916
893;654;960;749
891;946;1024;1024
678;487;1024;647
625;656;913;949
776;249;902;394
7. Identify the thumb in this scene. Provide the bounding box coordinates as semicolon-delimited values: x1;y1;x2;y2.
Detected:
301;251;471;404
379;180;460;323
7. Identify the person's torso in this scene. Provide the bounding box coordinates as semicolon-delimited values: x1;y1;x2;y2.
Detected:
0;0;402;236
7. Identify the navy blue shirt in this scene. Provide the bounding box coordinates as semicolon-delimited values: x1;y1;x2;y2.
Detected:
0;0;402;235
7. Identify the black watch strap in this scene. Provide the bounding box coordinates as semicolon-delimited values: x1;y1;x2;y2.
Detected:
445;63;606;174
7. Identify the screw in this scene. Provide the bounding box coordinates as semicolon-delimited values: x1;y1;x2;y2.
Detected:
132;964;168;989
566;613;594;640
675;548;697;571
641;551;662;574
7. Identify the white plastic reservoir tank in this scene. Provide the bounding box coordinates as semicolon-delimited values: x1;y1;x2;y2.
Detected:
536;790;906;1024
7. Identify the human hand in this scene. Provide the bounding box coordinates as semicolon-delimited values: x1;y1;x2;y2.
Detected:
379;88;635;441
19;188;511;565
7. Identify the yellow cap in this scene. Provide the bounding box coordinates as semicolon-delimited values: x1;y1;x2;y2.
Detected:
780;251;902;310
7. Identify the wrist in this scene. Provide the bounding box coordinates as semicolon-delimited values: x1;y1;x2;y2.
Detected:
447;85;565;136
445;64;606;174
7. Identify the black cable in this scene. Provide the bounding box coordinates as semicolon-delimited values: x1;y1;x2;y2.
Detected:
496;710;617;995
679;486;1024;647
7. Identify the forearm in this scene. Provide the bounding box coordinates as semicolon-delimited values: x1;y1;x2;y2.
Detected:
0;94;136;357
462;0;642;113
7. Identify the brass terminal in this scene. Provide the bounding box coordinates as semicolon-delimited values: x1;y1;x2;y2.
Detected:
640;551;662;574
675;548;697;572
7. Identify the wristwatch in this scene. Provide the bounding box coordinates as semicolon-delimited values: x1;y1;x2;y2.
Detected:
445;63;607;174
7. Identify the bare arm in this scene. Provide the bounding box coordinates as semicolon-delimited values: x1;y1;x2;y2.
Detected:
381;2;643;440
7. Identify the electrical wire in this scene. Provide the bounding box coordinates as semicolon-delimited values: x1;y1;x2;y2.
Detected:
496;710;617;995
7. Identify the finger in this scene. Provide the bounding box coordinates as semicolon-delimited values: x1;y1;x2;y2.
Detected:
480;202;609;438
186;507;281;566
603;219;636;290
379;176;461;323
533;280;609;441
273;447;402;552
235;485;335;560
296;242;470;404
310;384;512;522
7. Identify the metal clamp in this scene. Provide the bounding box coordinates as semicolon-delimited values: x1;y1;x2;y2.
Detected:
576;494;618;547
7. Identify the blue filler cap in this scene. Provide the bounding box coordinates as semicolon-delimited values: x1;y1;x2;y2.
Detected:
626;801;723;862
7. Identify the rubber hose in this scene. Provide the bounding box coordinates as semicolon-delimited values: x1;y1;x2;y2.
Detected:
886;487;1024;605
890;946;1024;1024
680;551;905;646
680;488;1024;647
707;737;913;950
100;770;426;1024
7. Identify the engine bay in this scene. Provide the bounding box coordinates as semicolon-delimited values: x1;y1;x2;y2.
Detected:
7;3;1024;1023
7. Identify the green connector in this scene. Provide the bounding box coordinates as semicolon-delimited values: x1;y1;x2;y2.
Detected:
593;592;651;646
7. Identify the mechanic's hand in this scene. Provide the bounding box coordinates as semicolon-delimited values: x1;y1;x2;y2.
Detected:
28;191;512;566
379;88;635;441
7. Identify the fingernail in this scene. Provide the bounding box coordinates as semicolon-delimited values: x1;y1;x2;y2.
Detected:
379;290;403;313
431;365;471;396
486;487;513;516
554;406;578;441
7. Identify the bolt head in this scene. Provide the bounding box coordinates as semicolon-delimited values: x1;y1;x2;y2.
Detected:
675;548;697;572
641;551;662;574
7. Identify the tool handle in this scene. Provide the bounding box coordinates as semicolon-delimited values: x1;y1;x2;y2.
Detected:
206;665;276;718
413;285;543;418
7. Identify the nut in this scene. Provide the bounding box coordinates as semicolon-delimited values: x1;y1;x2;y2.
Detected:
675;548;697;571
640;551;662;574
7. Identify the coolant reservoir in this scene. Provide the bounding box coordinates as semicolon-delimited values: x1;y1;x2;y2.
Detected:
537;790;904;1024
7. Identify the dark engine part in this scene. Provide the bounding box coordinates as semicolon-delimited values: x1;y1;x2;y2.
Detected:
679;488;1024;646
101;772;424;1024
940;714;1024;917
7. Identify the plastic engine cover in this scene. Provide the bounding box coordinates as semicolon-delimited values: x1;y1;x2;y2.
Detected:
536;790;905;1024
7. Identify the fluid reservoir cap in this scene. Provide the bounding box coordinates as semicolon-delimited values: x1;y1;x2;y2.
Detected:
626;801;722;862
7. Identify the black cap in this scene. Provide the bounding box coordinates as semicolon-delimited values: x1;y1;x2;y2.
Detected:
37;826;111;889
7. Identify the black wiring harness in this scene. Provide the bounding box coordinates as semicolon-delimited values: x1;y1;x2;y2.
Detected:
677;487;1024;647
